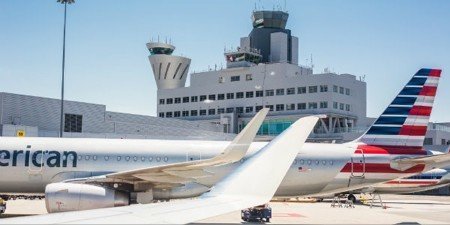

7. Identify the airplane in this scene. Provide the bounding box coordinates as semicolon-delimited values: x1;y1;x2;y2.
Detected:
0;68;448;214
0;116;319;224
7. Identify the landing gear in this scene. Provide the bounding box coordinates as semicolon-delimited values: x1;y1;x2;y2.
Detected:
347;194;357;204
241;204;272;223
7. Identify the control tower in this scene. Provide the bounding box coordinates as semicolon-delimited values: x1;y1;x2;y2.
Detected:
238;10;298;65
147;42;191;90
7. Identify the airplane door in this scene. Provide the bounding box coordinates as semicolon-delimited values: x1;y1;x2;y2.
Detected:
187;151;201;161
348;149;365;186
28;150;46;182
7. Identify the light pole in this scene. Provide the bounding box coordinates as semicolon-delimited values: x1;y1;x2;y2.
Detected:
57;0;74;137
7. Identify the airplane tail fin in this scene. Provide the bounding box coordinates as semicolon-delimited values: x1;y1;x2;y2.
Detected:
359;68;442;148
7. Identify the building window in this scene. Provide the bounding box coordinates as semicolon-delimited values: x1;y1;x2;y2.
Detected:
320;85;328;92
218;108;225;114
308;102;318;109
333;102;338;109
287;103;295;110
309;86;318;93
287;88;295;95
346;104;351;111
298;87;306;94
246;91;254;98
200;95;207;101
166;112;173;118
298;103;306;110
174;111;181;117
218;94;225;100
340;103;345;110
256;90;264;97
346;88;351;95
245;106;253;113
166;98;173;104
265;89;274;96
182;111;189;117
442;139;447;145
182;97;189;103
231;75;240;82
236;107;244;113
64;114;82;133
333;85;338;93
246;74;253;81
424;138;433;145
219;77;225;83
339;87;344;94
320;101;328;109
174;98;181;104
159;99;165;105
255;106;263;112
158;112;164;118
208;94;216;101
226;93;234;99
208;109;216;115
236;92;244;99
276;88;285;96
276;104;284;111
191;96;198;102
200;109;207;116
266;105;274;111
191;110;198;116
226;108;234;113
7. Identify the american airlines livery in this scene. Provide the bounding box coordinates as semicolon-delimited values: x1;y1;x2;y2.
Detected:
0;68;448;215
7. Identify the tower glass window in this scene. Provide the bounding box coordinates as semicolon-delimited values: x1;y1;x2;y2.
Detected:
182;111;189;117
236;107;244;113
182;97;189;103
200;110;207;116
191;96;198;102
208;109;216;115
320;85;328;92
174;111;181;117
245;106;253;113
276;104;284;111
226;93;234;99
64;114;82;133
218;94;225;100
166;98;173;104
200;95;207;101
159;99;165;105
287;103;295;110
218;108;225;114
208;94;216;101
298;103;306;110
191;110;198;116
308;102;318;109
174;98;181;104
236;92;244;99
246;91;254;98
320;101;328;108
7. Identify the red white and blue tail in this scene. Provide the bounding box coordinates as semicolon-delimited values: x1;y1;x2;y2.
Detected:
359;68;442;147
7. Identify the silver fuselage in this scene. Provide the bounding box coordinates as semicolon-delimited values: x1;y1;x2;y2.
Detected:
0;137;430;197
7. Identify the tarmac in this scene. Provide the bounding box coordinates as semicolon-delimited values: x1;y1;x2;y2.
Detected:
1;194;450;224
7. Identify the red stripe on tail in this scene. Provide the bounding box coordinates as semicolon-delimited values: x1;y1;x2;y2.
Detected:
419;86;437;97
429;69;442;77
409;105;432;116
399;125;428;136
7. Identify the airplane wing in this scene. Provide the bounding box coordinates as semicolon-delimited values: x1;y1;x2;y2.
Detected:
65;109;269;189
391;153;450;171
3;116;319;224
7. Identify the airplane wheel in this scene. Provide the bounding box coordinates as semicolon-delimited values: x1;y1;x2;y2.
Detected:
348;194;357;203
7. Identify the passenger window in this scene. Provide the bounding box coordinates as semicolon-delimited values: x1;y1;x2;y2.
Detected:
105;156;110;161
133;156;138;162
117;156;122;161
148;156;153;162
78;155;82;161
85;155;90;160
330;160;334;165
300;159;304;165
156;157;161;162
315;160;319;165
141;156;145;162
307;160;311;165
163;156;168;162
322;160;326;165
93;156;98;161
293;159;298;165
126;156;131;161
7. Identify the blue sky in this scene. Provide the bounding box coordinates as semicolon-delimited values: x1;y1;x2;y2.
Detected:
0;0;449;122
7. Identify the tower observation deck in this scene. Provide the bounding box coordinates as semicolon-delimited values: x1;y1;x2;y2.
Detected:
147;42;191;90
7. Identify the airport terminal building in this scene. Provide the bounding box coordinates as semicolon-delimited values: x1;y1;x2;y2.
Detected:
151;11;369;142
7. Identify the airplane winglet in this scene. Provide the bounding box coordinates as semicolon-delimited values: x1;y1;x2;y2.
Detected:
191;108;269;167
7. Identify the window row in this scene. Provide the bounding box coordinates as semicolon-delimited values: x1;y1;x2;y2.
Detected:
77;155;170;163
159;86;352;105
158;102;351;118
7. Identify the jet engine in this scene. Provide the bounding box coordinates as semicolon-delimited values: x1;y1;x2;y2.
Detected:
153;183;210;200
45;183;129;213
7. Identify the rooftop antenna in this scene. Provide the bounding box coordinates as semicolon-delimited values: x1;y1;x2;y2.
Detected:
310;54;315;70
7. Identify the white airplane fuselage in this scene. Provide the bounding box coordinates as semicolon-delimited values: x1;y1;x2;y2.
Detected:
0;136;429;198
